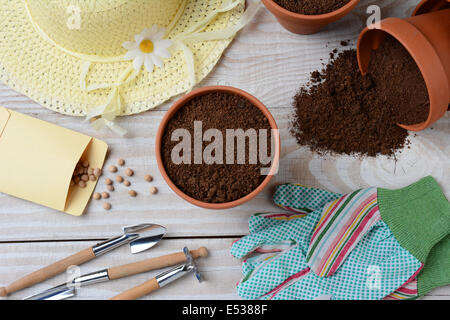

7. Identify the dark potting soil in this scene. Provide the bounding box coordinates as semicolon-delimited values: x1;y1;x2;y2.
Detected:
273;0;351;15
369;37;429;125
291;36;429;157
162;92;272;203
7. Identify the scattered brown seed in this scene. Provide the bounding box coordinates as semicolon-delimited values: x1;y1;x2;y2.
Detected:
107;185;115;192
93;168;102;177
124;180;131;187
70;180;75;187
89;175;96;181
103;202;111;210
102;192;110;199
109;165;118;173
116;175;124;183
128;190;137;197
88;168;94;175
125;168;134;176
149;186;158;194
93;192;101;200
74;176;81;184
78;181;86;188
81;174;89;182
144;175;153;182
118;159;125;166
82;160;89;168
105;178;113;185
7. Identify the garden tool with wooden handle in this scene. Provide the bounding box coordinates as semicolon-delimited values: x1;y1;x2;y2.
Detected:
111;247;204;300
0;223;166;297
26;246;208;300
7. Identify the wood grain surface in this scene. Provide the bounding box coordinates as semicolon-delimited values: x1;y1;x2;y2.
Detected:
0;0;448;300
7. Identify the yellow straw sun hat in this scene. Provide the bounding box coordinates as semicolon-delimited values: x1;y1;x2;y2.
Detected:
0;0;260;135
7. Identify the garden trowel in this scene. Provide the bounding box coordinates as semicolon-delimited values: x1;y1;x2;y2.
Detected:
0;223;166;297
25;247;208;300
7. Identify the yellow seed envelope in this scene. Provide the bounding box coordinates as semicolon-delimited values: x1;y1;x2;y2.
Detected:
0;106;108;216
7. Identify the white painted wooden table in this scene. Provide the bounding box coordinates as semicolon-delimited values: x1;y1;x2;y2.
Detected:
0;0;449;300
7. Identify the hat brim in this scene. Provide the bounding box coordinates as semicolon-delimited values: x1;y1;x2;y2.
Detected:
0;0;245;116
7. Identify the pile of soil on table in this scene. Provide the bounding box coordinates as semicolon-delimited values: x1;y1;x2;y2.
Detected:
290;36;429;157
273;0;351;15
162;91;272;203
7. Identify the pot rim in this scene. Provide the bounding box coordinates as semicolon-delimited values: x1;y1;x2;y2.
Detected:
155;86;280;210
413;0;450;16
261;0;360;20
357;15;449;131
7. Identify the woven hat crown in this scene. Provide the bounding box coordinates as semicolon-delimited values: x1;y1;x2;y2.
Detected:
26;0;183;57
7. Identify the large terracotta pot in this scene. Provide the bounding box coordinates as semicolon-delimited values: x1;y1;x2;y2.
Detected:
155;86;280;210
261;0;360;35
357;0;450;131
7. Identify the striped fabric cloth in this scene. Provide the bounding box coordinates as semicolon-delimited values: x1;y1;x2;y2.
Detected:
306;188;382;277
261;267;311;300
384;279;419;300
384;266;423;300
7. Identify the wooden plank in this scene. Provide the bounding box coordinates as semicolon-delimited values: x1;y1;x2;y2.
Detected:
0;239;448;300
0;106;447;241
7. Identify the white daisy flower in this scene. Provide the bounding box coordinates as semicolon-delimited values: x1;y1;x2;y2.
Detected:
123;25;173;73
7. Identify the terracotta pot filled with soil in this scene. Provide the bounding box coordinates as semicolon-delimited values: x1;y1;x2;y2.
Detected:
357;0;450;131
262;0;360;34
156;86;280;210
290;34;433;157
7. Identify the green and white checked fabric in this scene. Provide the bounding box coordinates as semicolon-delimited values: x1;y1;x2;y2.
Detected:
231;184;422;300
273;184;342;216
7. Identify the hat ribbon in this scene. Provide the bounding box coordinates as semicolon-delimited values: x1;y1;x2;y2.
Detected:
173;0;261;91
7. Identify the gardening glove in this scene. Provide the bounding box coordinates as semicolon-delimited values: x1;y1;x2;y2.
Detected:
232;184;423;300
232;185;343;299
386;234;450;300
231;176;450;300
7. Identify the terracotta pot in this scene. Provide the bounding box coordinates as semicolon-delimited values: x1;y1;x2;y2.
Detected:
357;0;450;131
261;0;360;35
413;0;450;15
155;86;280;210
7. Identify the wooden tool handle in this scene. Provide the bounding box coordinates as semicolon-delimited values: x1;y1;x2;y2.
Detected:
110;278;160;300
0;247;95;296
107;247;208;280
